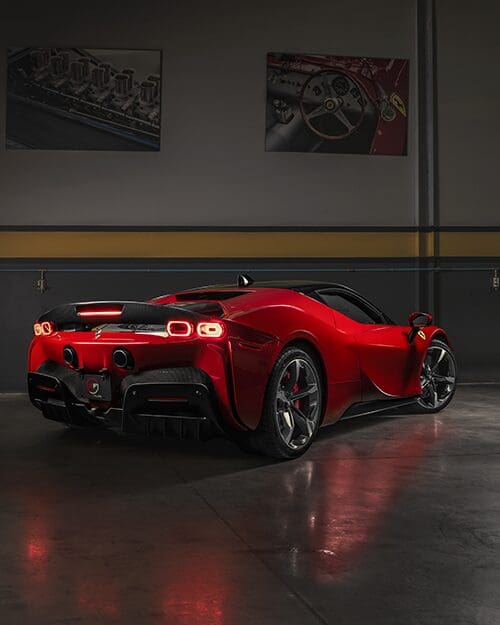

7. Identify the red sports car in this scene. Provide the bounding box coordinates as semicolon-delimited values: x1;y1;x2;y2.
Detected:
28;277;457;458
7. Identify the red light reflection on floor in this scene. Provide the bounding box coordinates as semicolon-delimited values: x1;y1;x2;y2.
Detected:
27;537;48;561
161;552;226;625
306;418;448;580
21;514;52;605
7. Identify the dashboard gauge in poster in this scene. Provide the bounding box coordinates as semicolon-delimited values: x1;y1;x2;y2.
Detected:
266;52;409;155
6;47;161;151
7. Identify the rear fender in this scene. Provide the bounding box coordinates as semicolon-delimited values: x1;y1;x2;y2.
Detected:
225;321;280;430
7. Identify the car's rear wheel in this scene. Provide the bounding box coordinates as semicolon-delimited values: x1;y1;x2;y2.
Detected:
239;346;324;459
416;339;457;413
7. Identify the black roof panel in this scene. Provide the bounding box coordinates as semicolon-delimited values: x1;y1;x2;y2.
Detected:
187;280;354;295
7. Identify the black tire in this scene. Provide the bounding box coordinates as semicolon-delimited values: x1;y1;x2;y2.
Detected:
237;346;324;459
415;338;457;413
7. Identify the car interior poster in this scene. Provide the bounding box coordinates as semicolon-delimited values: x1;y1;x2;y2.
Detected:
266;52;409;155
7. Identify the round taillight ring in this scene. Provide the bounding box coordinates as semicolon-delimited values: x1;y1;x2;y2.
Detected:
197;321;225;338
41;321;54;335
63;345;78;368
166;320;194;337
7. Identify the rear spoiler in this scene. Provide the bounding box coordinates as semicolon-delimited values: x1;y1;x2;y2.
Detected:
38;301;205;327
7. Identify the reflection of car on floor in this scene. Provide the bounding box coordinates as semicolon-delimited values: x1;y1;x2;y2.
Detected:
28;276;456;459
265;52;409;155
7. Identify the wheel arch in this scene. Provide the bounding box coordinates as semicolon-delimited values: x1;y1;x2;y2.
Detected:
430;329;450;346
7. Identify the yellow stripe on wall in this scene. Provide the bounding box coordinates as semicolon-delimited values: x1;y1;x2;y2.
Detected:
0;230;498;259
439;232;500;257
0;230;424;258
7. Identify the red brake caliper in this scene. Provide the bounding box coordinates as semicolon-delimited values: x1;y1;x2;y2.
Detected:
293;383;299;409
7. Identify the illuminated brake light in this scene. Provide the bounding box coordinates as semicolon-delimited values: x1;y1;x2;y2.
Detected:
166;320;194;337
77;308;122;318
41;321;53;335
34;321;54;336
197;321;225;338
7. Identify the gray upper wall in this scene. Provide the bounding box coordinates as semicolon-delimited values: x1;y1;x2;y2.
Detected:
0;0;417;227
0;0;497;228
436;0;500;226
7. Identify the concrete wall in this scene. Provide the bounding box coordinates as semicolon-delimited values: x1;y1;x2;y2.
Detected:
436;0;500;225
3;0;499;228
0;0;417;226
0;0;500;391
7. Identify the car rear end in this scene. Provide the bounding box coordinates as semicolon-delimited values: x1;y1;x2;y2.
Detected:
28;300;244;439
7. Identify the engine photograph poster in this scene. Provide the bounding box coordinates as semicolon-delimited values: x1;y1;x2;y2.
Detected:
6;47;162;151
265;52;409;156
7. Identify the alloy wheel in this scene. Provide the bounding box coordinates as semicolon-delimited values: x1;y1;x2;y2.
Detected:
275;358;321;450
418;344;457;410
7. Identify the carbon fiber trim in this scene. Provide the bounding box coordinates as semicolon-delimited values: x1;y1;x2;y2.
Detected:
36;360;86;400
28;362;222;439
38;301;201;326
121;367;211;393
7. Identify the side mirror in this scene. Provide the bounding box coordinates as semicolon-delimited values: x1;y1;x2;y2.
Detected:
408;311;433;327
407;311;433;343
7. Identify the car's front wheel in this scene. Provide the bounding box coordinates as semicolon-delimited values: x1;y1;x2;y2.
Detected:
239;346;324;459
416;339;457;413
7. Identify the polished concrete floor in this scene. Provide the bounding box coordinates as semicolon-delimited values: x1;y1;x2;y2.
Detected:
1;387;499;625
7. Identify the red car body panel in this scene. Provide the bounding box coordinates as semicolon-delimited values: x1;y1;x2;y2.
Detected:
28;284;449;432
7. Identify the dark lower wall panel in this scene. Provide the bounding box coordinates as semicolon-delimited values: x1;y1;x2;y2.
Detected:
1;259;498;391
438;267;500;382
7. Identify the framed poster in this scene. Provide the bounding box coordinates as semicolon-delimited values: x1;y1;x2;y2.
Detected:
266;52;409;155
6;47;162;151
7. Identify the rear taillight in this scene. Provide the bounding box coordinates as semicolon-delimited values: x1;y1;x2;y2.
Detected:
34;321;55;336
165;320;225;339
197;321;225;338
166;320;194;337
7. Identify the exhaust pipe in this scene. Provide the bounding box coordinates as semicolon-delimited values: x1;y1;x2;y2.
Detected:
112;348;134;370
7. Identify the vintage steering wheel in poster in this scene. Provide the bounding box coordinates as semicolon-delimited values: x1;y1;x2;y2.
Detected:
298;69;366;141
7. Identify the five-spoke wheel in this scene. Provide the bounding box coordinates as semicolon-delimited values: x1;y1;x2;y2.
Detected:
276;357;321;450
239;346;324;459
416;339;457;412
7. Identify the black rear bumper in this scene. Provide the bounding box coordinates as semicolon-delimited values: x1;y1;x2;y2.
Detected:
28;362;223;440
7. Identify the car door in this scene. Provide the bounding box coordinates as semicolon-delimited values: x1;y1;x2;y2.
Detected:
316;289;421;400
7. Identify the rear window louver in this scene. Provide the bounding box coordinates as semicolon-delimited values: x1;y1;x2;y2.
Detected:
176;291;246;302
172;302;224;317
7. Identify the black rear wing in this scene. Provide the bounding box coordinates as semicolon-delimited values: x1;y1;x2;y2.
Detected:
38;301;205;328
